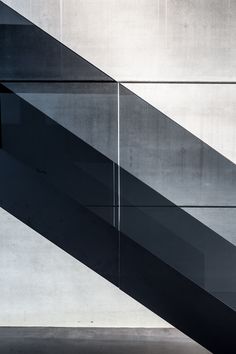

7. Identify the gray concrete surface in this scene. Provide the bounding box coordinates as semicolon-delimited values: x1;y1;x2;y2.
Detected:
120;86;236;207
3;0;236;81
0;207;168;328
124;83;236;165
0;328;211;354
1;0;236;333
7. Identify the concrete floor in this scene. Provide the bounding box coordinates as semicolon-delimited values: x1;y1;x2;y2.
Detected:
0;328;211;354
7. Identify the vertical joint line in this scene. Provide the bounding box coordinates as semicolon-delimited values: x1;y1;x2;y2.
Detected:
59;0;63;77
60;0;63;42
112;162;116;227
0;95;2;149
118;83;121;288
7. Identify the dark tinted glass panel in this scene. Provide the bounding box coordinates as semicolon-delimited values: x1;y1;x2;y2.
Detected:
183;207;236;246
0;83;118;226
119;230;236;354
120;85;236;206
3;82;118;162
0;149;118;285
119;85;236;311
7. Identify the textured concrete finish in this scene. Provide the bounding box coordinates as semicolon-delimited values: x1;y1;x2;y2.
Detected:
124;83;236;164
62;0;236;81
120;86;236;207
1;0;236;339
1;0;60;37
3;0;236;81
0;207;169;328
0;328;211;354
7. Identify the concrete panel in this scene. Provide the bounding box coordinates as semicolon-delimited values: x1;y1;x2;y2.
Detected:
0;207;169;327
30;0;61;39
60;0;236;81
2;0;31;19
2;0;236;333
2;0;236;81
1;0;60;37
0;3;112;81
124;83;236;164
120;85;236;206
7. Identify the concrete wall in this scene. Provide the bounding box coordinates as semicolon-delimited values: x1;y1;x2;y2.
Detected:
3;0;236;81
0;207;169;327
1;0;236;326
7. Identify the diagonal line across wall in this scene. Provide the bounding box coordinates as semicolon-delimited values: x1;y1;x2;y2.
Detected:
0;83;236;353
1;1;236;353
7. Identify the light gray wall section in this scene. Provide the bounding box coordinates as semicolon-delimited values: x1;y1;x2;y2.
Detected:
1;0;236;327
0;207;169;327
3;0;236;81
124;83;236;164
63;0;236;81
2;0;61;37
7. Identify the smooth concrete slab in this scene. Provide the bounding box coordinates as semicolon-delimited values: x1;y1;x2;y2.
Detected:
0;328;211;354
0;201;168;328
61;0;236;81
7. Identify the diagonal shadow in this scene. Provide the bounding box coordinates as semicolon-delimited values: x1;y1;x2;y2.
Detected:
0;148;235;354
1;0;236;211
0;84;203;284
120;232;236;354
1;2;236;352
119;84;236;207
0;1;113;82
0;148;119;285
1;84;236;310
